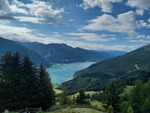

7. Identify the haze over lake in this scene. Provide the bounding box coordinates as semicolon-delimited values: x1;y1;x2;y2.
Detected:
48;62;95;84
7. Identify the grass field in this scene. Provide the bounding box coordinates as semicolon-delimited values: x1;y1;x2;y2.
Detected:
120;85;133;96
90;100;104;110
69;91;101;98
47;107;104;113
53;84;62;94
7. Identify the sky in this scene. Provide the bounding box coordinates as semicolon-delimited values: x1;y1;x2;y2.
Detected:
0;0;150;51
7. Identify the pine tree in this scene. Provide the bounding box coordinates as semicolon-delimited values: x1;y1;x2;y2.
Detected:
76;90;86;104
121;102;130;113
107;105;114;113
0;52;22;110
37;64;55;109
130;80;143;113
141;98;150;113
60;88;69;105
105;80;120;112
0;51;13;111
10;52;22;109
20;55;38;107
127;105;134;113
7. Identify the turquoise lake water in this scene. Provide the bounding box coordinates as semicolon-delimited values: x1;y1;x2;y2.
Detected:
47;62;95;84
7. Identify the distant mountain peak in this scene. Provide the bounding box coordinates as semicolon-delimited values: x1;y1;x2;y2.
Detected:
18;41;113;64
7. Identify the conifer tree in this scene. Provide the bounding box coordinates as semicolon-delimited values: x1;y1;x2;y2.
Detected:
76;90;86;104
130;80;143;113
105;80;120;112
0;51;13;111
127;105;134;113
0;52;22;110
10;52;22;109
60;88;69;105
141;98;150;113
20;55;38;107
108;105;114;113
37;64;55;109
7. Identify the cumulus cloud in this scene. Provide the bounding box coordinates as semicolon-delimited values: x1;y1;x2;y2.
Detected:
135;9;144;16
24;0;64;18
67;32;116;42
0;0;64;24
80;0;122;13
0;0;11;14
82;10;150;38
82;11;137;36
136;20;150;29
126;0;150;10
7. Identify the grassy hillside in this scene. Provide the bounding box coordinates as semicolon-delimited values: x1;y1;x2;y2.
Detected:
48;107;104;113
74;44;150;77
62;44;150;93
53;84;62;94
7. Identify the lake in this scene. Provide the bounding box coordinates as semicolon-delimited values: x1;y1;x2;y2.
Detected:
47;62;95;84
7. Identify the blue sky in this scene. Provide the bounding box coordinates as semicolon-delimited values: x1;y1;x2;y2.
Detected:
0;0;150;51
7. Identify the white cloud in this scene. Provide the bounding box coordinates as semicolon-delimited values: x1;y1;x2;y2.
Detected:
0;0;64;24
13;16;61;25
82;10;150;38
10;0;29;14
129;39;150;44
82;11;137;36
128;34;150;40
126;0;150;10
0;0;11;15
135;9;144;16
0;23;40;42
25;0;64;18
80;0;122;13
148;18;150;23
67;32;116;42
136;20;150;29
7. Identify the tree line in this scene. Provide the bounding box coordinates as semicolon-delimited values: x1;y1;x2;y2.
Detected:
0;51;55;112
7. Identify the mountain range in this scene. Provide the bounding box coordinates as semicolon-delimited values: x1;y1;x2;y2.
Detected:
0;37;49;67
18;42;114;64
1;37;126;67
62;44;150;94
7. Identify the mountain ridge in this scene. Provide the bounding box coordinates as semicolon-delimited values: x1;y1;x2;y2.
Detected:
18;41;114;64
62;44;150;94
0;37;49;67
